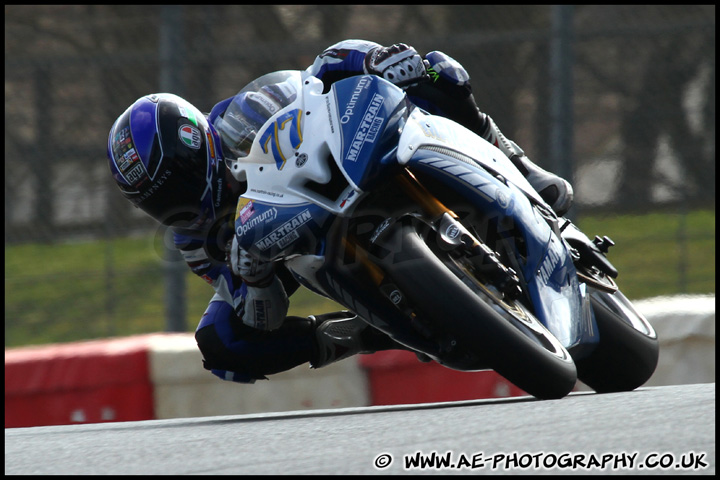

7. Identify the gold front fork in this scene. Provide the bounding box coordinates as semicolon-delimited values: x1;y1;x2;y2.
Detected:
340;169;455;287
342;168;475;287
395;169;459;221
395;168;486;252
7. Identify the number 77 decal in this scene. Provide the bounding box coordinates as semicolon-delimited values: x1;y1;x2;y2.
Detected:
260;109;303;170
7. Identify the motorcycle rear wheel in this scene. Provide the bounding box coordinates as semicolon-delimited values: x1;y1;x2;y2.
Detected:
574;287;659;393
376;221;577;400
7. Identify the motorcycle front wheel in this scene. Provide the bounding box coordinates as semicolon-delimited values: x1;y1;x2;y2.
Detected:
375;221;577;400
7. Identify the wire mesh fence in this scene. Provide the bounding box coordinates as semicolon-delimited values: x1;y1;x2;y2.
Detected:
4;5;715;346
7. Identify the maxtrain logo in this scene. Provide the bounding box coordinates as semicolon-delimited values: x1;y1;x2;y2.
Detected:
255;209;313;251
346;93;385;162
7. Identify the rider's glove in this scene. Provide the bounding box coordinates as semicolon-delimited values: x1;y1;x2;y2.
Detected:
424;51;471;90
228;236;274;287
364;43;428;88
237;275;289;331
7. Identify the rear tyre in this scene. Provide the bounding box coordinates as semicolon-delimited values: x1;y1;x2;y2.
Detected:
574;288;659;393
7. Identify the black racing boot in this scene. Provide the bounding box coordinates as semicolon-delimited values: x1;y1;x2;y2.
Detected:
309;311;407;368
510;153;574;216
481;115;574;216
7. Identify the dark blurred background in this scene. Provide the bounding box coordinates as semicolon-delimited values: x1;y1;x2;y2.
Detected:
4;5;715;346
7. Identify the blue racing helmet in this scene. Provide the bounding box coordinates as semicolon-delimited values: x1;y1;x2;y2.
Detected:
107;93;233;229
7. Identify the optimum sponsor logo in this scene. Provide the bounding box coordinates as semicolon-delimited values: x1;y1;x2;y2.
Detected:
236;207;278;236
340;76;371;124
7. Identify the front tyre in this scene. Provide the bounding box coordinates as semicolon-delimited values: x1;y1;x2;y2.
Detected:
376;222;577;400
574;288;659;393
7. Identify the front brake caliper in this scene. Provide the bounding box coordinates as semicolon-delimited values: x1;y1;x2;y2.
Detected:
436;213;522;299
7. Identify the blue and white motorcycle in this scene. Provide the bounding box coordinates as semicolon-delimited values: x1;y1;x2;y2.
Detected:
221;70;659;400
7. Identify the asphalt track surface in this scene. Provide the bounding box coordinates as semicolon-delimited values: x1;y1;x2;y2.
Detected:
5;383;714;475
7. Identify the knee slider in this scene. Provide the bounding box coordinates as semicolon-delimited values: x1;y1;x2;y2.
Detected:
195;317;316;381
194;324;268;381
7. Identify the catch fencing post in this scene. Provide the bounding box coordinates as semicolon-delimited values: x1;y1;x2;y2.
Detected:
160;5;187;332
550;5;575;220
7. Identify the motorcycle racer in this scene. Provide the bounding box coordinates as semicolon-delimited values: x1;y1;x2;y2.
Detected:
107;39;574;384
